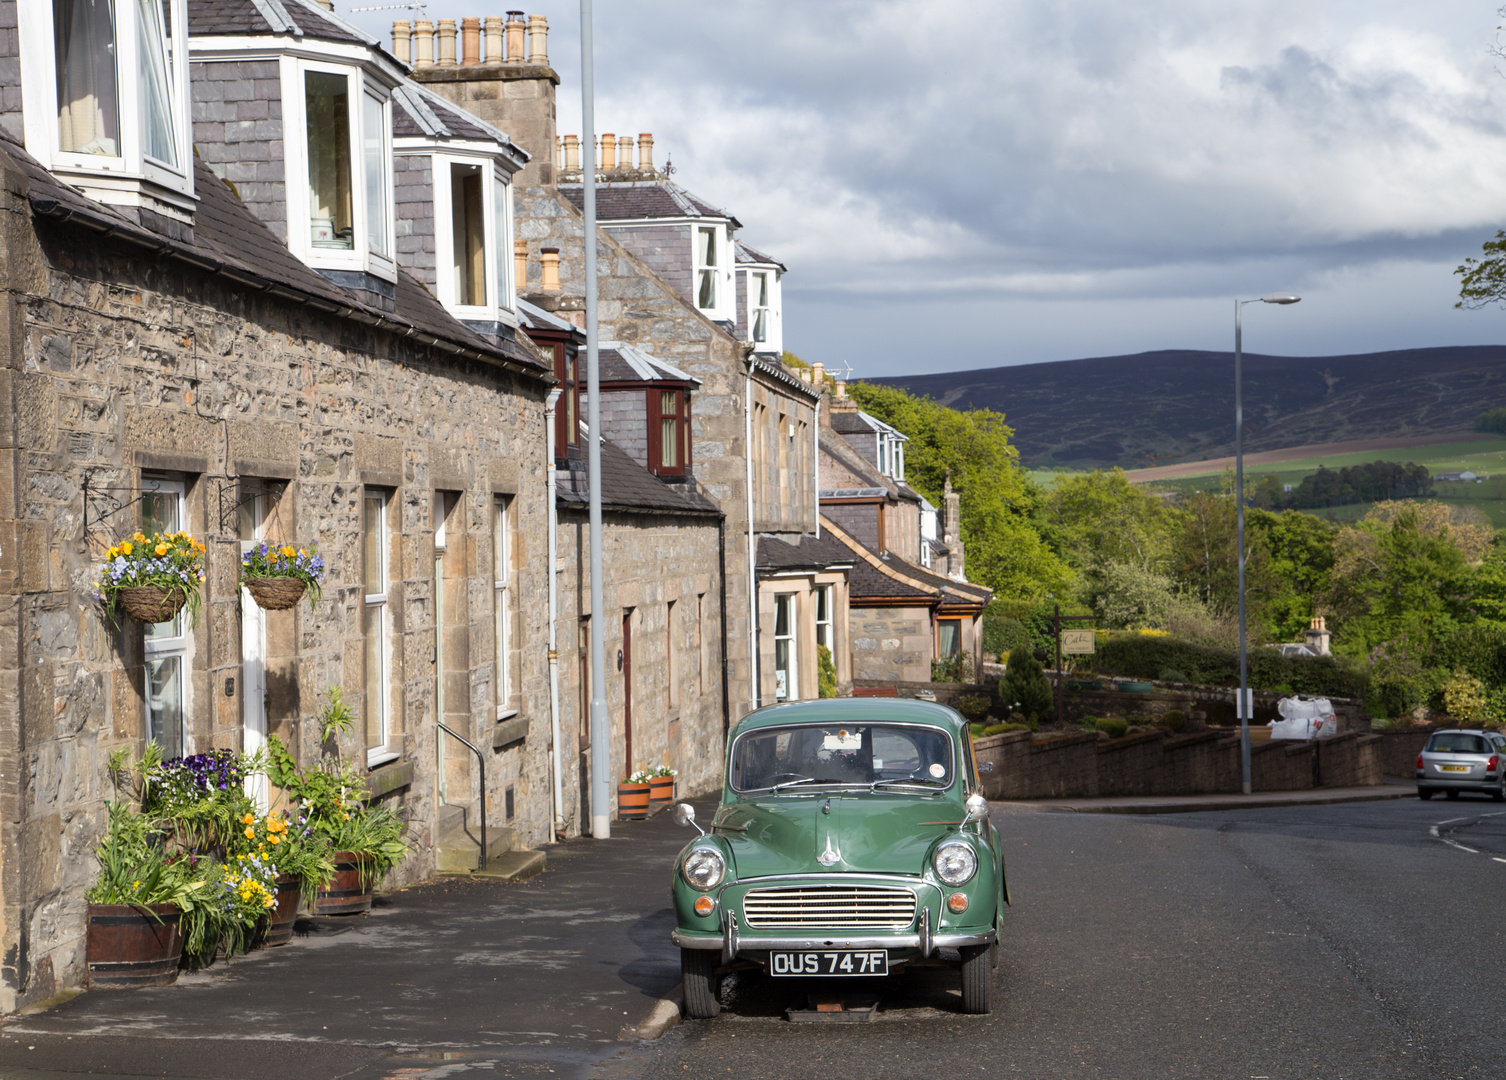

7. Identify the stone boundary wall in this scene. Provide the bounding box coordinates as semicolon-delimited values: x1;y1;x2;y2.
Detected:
973;729;1385;800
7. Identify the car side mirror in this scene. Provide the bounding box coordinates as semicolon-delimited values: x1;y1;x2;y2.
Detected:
673;802;704;835
978;761;994;774
964;793;989;823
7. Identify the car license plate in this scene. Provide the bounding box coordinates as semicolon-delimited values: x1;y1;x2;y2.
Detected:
769;950;889;977
1440;764;1470;773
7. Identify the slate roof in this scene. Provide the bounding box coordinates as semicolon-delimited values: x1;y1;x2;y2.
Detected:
599;342;698;385
517;298;585;339
755;532;855;573
391;82;528;164
820;518;992;609
4;132;549;377
187;0;373;47
558;181;741;227
735;241;787;273
556;440;721;517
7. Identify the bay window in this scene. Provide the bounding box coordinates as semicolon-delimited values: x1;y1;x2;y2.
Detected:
306;72;353;249
750;272;771;343
695;226;719;311
428;153;515;319
20;0;193;211
363;90;390;257
451;162;485;305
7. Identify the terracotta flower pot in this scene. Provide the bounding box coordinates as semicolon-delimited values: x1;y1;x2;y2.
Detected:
86;903;184;988
648;775;675;808
316;852;374;916
117;585;189;624
262;876;303;946
244;577;307;611
618;781;651;820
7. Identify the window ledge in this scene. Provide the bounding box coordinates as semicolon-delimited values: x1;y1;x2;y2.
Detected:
366;750;401;771
365;758;413;798
496;708;519;723
492;715;529;749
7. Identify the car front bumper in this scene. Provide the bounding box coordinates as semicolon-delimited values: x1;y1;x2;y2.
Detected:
672;927;997;952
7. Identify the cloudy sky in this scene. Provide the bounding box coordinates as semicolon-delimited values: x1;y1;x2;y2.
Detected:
345;1;1506;379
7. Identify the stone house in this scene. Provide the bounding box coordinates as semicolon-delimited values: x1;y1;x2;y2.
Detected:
401;15;849;732
820;386;991;683
0;0;580;1010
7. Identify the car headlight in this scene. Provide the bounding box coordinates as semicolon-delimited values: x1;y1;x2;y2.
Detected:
682;847;726;891
933;839;978;886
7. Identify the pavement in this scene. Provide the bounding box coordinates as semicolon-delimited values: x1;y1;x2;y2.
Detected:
995;777;1418;815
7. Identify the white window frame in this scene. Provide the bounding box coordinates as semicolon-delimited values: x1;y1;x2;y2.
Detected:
494;497;516;720
364;489;397;767
18;0;196;215
815;585;834;655
280;56;396;282
141;475;191;758
434;492;450;802
773;593;798;702
239;487;270;809
749;271;771;343
431;152;516;322
694;224;727;318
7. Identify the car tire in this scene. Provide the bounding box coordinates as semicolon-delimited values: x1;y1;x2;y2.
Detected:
1418;788;1433;800
681;948;721;1019
1446;789;1461;800
959;943;993;1015
1494;786;1505;803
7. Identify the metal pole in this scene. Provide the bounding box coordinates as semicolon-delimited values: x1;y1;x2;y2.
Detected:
1235;299;1251;796
582;0;610;839
1053;603;1063;727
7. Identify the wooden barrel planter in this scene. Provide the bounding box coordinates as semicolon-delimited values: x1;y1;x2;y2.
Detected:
117;586;189;625
648;776;675;809
86;903;184;988
262;877;303;946
315;853;374;916
244;577;307;611
618;782;651;820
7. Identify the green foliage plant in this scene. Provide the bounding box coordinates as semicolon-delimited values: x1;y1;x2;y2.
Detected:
1159;709;1188;734
817;643;837;698
93;530;207;626
1095;716;1129;738
1475;407;1506;436
982;607;1032;659
955;694;992;722
1443;669;1488;721
999;650;1054;724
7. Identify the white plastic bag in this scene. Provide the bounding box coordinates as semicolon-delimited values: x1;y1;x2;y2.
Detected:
1269;696;1338;740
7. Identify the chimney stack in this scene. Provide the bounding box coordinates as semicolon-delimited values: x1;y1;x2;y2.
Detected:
484;16;504;62
540;248;561;291
460;17;480;65
515;241;528;292
436;19;456;66
527;14;549;65
601;133;616;170
1305;615;1331;656
639;133;654;171
505;11;526;62
391;21;411;65
413;20;434;67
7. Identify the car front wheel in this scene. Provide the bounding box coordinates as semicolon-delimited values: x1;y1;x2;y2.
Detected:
681;948;721;1019
959;942;993;1014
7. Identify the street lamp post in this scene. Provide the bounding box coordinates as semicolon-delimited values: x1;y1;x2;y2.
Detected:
1234;293;1300;795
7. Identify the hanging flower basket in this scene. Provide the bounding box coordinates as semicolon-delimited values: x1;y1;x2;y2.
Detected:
116;585;190;625
96;532;205;627
244;577;307;611
240;543;325;610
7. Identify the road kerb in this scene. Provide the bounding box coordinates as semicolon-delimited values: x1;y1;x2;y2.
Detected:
999;786;1416;815
624;983;684;1040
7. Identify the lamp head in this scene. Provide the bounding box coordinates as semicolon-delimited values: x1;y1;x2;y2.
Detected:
1261;293;1301;305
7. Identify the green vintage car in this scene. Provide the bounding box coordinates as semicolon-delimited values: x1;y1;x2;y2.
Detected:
670;698;1008;1017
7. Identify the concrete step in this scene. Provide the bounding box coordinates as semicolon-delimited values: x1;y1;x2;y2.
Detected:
435;802;516;875
463;848;547;882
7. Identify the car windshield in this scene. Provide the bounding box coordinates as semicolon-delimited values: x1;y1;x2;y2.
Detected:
1427;733;1490;754
730;723;954;792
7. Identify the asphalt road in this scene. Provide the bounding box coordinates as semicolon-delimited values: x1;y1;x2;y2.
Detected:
613;795;1506;1080
7;795;1506;1080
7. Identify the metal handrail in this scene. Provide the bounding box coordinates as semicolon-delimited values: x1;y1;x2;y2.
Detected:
438;722;486;871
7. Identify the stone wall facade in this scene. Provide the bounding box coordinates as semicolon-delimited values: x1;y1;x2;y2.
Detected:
851;607;935;684
0;156;554;1011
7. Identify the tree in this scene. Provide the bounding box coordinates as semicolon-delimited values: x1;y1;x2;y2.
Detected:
1245;509;1338;642
1456;231;1506;309
1043;470;1176;612
998;650;1054;725
845;383;1072;602
1476;407;1506;436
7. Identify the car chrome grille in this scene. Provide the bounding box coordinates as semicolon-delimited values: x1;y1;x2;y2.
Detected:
742;885;917;929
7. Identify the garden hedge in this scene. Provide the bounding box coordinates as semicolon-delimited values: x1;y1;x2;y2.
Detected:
1087;635;1369;698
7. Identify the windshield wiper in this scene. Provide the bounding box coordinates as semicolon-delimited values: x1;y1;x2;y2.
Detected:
870;776;948;792
768;776;843;793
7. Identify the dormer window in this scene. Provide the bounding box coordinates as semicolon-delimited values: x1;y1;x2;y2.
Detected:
424;154;515;318
285;61;395;279
750;272;771;343
649;388;691;477
20;0;194;214
695;226;719;311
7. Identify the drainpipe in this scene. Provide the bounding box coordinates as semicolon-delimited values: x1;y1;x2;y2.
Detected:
744;354;759;712
719;516;730;735
813;393;821;540
544;387;564;839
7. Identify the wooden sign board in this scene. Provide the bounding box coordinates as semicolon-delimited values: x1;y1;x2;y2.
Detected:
1061;630;1095;655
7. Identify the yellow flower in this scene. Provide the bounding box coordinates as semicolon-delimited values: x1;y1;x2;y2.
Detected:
241;813;255;825
106;546;118;558
237;854;246;860
120;541;133;556
244;826;255;839
133;532;145;544
268;833;281;846
132;880;140;891
280;546;296;558
341;812;350;821
154;543;168;557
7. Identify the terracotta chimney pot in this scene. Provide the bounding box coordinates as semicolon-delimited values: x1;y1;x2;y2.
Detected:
834;380;847;401
515;241;529;292
460;18;481;65
436;19;457;66
540;248;561;292
527;14;549;65
414;20;434;67
563;134;580;171
505;11;526;62
391;21;411;65
812;362;825;386
484;16;505;62
601;133;616;170
638;133;654;171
